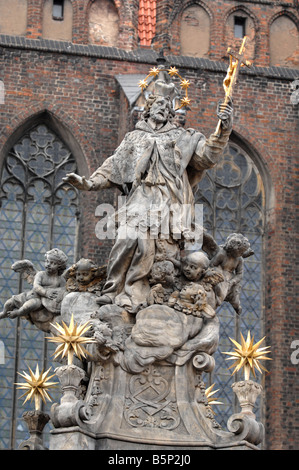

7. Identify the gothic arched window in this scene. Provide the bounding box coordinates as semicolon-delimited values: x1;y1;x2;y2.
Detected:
0;123;79;449
194;139;265;427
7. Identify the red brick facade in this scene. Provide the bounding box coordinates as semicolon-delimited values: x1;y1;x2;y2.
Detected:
0;0;298;450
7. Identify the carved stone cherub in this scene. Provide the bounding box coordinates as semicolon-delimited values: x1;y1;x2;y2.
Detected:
147;260;179;305
199;268;225;310
168;282;215;320
181;251;210;282
0;248;68;321
202;232;253;314
64;258;106;293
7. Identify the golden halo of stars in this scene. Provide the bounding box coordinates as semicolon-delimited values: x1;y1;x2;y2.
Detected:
138;66;191;110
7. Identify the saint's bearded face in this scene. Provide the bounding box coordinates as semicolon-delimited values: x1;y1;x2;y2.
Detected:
149;97;171;124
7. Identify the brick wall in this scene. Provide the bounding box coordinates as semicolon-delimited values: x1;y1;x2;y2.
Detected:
0;0;298;450
155;0;299;68
23;0;140;47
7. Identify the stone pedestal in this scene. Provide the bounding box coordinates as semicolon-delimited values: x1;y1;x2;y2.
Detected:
19;410;50;450
49;355;264;450
49;299;264;450
51;364;92;429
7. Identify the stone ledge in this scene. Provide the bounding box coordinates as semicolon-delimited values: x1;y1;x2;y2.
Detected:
0;34;298;81
49;427;261;450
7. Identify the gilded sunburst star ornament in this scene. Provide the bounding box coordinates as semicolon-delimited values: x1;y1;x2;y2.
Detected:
205;383;223;415
223;331;271;381
47;314;95;365
15;364;58;411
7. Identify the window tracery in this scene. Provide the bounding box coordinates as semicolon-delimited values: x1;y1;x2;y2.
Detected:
194;141;264;426
0;123;79;449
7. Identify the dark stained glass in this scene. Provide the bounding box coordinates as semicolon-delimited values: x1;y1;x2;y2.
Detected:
0;124;79;449
194;141;264;428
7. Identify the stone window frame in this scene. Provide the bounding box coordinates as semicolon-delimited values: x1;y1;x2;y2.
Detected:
234;16;246;39
52;0;65;21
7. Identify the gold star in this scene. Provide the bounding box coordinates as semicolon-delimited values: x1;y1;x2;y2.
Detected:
205;383;223;415
149;67;160;77
179;96;191;108
16;364;58;411
138;79;148;91
168;66;179;77
180;79;190;89
223;331;271;381
47;314;95;365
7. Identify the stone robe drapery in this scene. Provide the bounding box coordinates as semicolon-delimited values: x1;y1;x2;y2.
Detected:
89;120;231;311
115;304;220;374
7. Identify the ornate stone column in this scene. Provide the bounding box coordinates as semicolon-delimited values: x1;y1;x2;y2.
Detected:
50;364;91;428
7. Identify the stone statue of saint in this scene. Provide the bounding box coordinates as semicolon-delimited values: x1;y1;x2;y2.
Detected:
48;65;264;452
63;72;233;313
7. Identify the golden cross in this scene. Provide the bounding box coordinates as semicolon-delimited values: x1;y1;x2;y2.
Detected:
215;36;252;136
